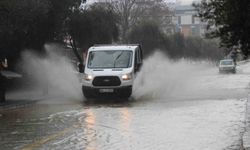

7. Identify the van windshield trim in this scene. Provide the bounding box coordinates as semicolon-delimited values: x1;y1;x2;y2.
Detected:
87;50;133;69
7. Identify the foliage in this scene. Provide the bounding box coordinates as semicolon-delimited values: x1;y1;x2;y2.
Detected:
46;0;83;41
0;0;50;57
109;0;172;42
67;3;119;54
194;0;250;58
0;0;83;64
0;0;223;67
65;3;119;64
163;34;223;61
166;33;185;58
128;20;223;60
128;21;165;56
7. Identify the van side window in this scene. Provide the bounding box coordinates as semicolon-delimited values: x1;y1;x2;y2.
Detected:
134;49;138;65
137;48;142;64
135;48;142;64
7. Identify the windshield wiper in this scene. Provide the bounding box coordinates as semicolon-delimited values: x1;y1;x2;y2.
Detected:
113;51;124;68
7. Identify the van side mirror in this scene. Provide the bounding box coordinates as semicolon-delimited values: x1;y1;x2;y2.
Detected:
78;63;85;73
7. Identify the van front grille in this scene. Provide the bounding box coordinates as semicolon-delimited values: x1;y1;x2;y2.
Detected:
92;76;121;86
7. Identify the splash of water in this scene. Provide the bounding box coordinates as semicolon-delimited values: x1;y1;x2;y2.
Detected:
20;46;215;102
20;43;83;100
133;51;215;100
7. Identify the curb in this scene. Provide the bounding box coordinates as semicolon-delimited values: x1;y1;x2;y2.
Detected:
243;94;250;150
0;99;40;111
0;89;47;111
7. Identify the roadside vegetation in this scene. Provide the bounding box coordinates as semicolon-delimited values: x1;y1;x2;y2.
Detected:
2;0;247;69
194;0;250;58
128;20;223;60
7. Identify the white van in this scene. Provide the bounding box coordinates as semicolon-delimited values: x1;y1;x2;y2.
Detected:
80;44;143;98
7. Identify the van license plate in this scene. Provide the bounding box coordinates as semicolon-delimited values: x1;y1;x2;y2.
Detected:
99;89;114;93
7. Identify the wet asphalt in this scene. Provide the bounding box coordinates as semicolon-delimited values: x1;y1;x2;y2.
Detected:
0;68;250;150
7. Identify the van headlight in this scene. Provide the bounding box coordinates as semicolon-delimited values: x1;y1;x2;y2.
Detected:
122;73;132;80
84;74;93;81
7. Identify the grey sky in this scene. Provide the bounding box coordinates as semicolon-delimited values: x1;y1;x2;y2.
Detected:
181;0;193;4
177;0;200;5
86;0;199;5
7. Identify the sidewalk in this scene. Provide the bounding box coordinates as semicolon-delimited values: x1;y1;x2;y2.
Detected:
243;94;250;150
0;89;45;111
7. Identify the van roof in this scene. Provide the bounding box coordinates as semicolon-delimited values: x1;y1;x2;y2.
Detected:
89;44;140;51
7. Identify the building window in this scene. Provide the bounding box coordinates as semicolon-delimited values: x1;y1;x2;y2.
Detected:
181;15;192;25
178;16;181;24
192;15;195;24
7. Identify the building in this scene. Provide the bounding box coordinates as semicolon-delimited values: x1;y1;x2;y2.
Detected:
85;1;206;36
173;5;207;37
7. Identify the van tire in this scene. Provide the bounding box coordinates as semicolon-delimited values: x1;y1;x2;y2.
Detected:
82;86;93;99
83;92;92;99
120;86;132;98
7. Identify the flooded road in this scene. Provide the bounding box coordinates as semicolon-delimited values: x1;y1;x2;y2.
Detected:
1;54;250;149
0;91;248;150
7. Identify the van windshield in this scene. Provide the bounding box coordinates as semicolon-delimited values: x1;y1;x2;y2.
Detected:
87;50;133;68
220;60;233;65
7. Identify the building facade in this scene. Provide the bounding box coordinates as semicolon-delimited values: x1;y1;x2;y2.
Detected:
173;5;207;37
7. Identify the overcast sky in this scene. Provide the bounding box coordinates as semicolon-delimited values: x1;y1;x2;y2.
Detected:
179;0;199;5
180;0;194;4
86;0;199;5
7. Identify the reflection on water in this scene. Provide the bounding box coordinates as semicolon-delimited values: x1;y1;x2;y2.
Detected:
85;109;96;150
120;108;132;133
85;110;96;126
82;107;133;150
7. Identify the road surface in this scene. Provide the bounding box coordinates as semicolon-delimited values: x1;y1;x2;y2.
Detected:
0;54;250;150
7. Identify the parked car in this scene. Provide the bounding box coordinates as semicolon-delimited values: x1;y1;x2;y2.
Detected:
219;59;236;73
80;44;143;99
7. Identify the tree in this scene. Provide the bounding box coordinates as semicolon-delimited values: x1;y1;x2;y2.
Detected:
0;0;84;66
128;20;166;57
66;3;119;63
127;21;223;60
194;0;250;58
108;0;172;42
0;0;50;57
167;33;185;58
46;0;83;42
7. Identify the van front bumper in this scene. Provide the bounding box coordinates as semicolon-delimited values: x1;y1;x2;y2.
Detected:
82;85;132;97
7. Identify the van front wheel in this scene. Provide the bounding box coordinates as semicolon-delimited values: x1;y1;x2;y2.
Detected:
82;86;93;99
119;86;132;98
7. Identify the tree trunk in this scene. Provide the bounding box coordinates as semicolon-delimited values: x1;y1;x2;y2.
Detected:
70;38;84;72
70;38;83;63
